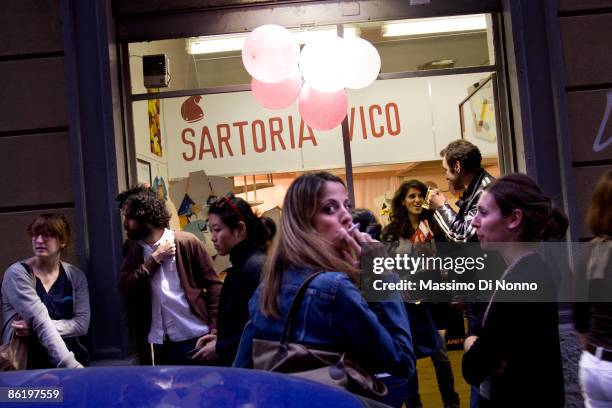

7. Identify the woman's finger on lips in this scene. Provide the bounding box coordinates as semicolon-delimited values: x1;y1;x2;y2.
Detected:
338;228;362;256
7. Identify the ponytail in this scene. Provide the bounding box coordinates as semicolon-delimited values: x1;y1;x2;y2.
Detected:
541;206;569;240
486;174;568;241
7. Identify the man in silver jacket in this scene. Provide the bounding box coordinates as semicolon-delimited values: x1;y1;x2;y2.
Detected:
428;139;495;408
428;139;494;243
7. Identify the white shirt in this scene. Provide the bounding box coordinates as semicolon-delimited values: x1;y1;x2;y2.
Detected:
141;228;209;344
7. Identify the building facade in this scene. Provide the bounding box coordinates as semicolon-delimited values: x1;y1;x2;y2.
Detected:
1;1;610;403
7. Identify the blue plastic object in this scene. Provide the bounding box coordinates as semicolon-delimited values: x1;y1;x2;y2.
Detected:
0;366;366;408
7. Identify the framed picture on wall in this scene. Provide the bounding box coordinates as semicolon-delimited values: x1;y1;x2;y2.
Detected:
459;74;500;156
136;159;152;186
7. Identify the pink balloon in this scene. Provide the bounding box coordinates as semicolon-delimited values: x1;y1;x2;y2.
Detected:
251;72;302;110
242;25;300;83
298;84;348;131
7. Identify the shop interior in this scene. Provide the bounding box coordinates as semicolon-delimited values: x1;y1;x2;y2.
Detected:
123;13;504;405
126;14;502;269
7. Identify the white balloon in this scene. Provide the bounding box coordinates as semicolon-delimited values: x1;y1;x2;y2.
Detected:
298;37;347;93
343;37;381;89
242;24;300;83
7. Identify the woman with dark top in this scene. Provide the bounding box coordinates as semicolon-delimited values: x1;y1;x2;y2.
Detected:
260;216;277;244
1;214;89;368
233;172;415;398
191;194;269;366
574;169;612;407
381;180;460;408
381;180;439;247
352;208;382;241
464;174;566;407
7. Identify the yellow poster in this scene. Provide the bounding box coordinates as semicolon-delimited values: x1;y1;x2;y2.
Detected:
148;89;162;157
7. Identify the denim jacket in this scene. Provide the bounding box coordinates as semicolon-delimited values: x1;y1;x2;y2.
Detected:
233;266;415;378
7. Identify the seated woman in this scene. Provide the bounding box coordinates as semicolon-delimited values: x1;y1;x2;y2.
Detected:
191;194;270;366
233;172;415;394
1;214;89;368
381;180;460;408
463;174;566;407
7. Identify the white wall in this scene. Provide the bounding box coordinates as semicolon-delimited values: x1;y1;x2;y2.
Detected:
156;71;497;179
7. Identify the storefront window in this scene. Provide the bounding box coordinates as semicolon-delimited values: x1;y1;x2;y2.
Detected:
126;13;501;240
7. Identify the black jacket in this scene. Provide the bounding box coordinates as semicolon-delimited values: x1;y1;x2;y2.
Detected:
462;253;564;407
434;168;494;242
215;239;265;366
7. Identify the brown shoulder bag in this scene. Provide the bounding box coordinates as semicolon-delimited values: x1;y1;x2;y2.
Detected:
252;272;388;399
0;317;28;371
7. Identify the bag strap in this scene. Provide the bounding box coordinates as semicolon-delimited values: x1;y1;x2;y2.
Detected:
280;271;323;345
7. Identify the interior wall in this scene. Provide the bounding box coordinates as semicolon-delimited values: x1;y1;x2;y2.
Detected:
233;159;499;230
131;32;491;89
128;40;199;187
378;32;489;72
131;100;170;184
129;40;199;94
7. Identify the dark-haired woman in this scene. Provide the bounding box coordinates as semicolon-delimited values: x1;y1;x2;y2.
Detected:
381;180;460;408
574;169;612;407
191;195;269;366
464;173;566;407
233;172;414;398
1;214;89;369
381;180;438;248
352;208;382;241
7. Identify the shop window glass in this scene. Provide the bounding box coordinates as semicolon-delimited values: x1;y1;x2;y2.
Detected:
126;13;500;237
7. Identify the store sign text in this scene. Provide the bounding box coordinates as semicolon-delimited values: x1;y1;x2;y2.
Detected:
180;102;402;161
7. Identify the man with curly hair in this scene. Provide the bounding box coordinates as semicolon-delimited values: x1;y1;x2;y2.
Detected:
117;185;222;365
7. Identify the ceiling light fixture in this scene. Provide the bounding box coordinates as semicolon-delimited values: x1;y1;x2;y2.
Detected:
187;27;359;55
382;14;487;37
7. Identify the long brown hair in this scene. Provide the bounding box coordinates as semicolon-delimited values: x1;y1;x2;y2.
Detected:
260;172;359;318
587;169;612;237
385;179;431;240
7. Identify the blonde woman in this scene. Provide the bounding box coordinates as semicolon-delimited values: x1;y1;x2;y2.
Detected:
233;172;415;394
